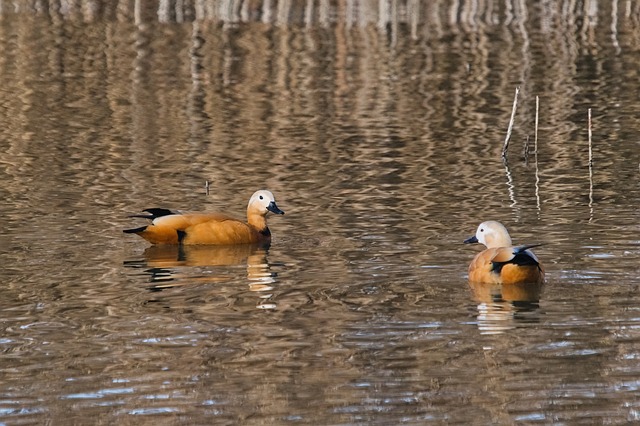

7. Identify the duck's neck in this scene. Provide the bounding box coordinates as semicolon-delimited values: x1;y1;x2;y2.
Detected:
247;211;268;232
486;234;512;248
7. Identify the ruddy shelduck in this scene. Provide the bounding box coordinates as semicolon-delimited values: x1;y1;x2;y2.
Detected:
464;221;544;285
124;190;284;245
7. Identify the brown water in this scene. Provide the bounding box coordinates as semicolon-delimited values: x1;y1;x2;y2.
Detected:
1;2;640;424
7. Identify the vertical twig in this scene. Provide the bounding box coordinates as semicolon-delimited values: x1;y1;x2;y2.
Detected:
588;108;593;167
502;87;519;158
205;180;210;195
534;96;539;153
534;96;541;214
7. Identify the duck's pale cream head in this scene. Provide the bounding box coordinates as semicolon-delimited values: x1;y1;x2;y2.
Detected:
465;220;512;248
248;190;284;216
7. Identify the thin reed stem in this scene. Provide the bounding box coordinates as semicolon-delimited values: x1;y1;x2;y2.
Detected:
534;96;539;153
502;87;519;158
588;108;593;167
534;96;541;214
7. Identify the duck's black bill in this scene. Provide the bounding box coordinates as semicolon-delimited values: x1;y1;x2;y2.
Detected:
464;236;478;244
268;202;285;215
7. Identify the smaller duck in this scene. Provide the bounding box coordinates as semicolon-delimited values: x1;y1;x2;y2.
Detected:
124;189;284;246
464;221;544;285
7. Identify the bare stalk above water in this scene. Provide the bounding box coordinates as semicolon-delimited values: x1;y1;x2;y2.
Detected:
205;180;210;195
588;108;593;166
502;87;519;158
534;96;539;153
534;96;541;214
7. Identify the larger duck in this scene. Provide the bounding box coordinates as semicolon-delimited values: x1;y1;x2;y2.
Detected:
124;189;284;245
464;221;544;285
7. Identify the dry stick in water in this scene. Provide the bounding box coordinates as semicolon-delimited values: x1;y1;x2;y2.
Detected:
534;96;541;213
534;96;539;153
205;180;210;195
588;108;593;166
502;87;520;158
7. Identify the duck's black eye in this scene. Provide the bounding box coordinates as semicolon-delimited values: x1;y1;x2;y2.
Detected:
480;228;484;233
259;195;264;200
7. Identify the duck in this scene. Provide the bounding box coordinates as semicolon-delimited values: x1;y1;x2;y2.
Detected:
124;189;284;245
463;221;544;285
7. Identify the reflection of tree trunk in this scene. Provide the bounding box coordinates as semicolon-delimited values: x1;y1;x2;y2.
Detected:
2;1;625;31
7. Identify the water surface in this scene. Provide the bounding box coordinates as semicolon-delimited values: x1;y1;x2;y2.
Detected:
1;2;640;424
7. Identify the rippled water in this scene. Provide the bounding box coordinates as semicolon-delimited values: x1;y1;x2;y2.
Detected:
1;2;640;424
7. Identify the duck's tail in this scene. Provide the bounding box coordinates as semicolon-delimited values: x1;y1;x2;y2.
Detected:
128;208;177;221
124;208;178;234
123;226;147;234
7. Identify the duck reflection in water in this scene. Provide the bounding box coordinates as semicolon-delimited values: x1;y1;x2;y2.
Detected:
124;244;277;310
468;280;544;335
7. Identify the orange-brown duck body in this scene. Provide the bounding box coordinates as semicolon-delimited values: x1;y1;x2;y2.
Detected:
124;190;284;245
464;221;544;285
